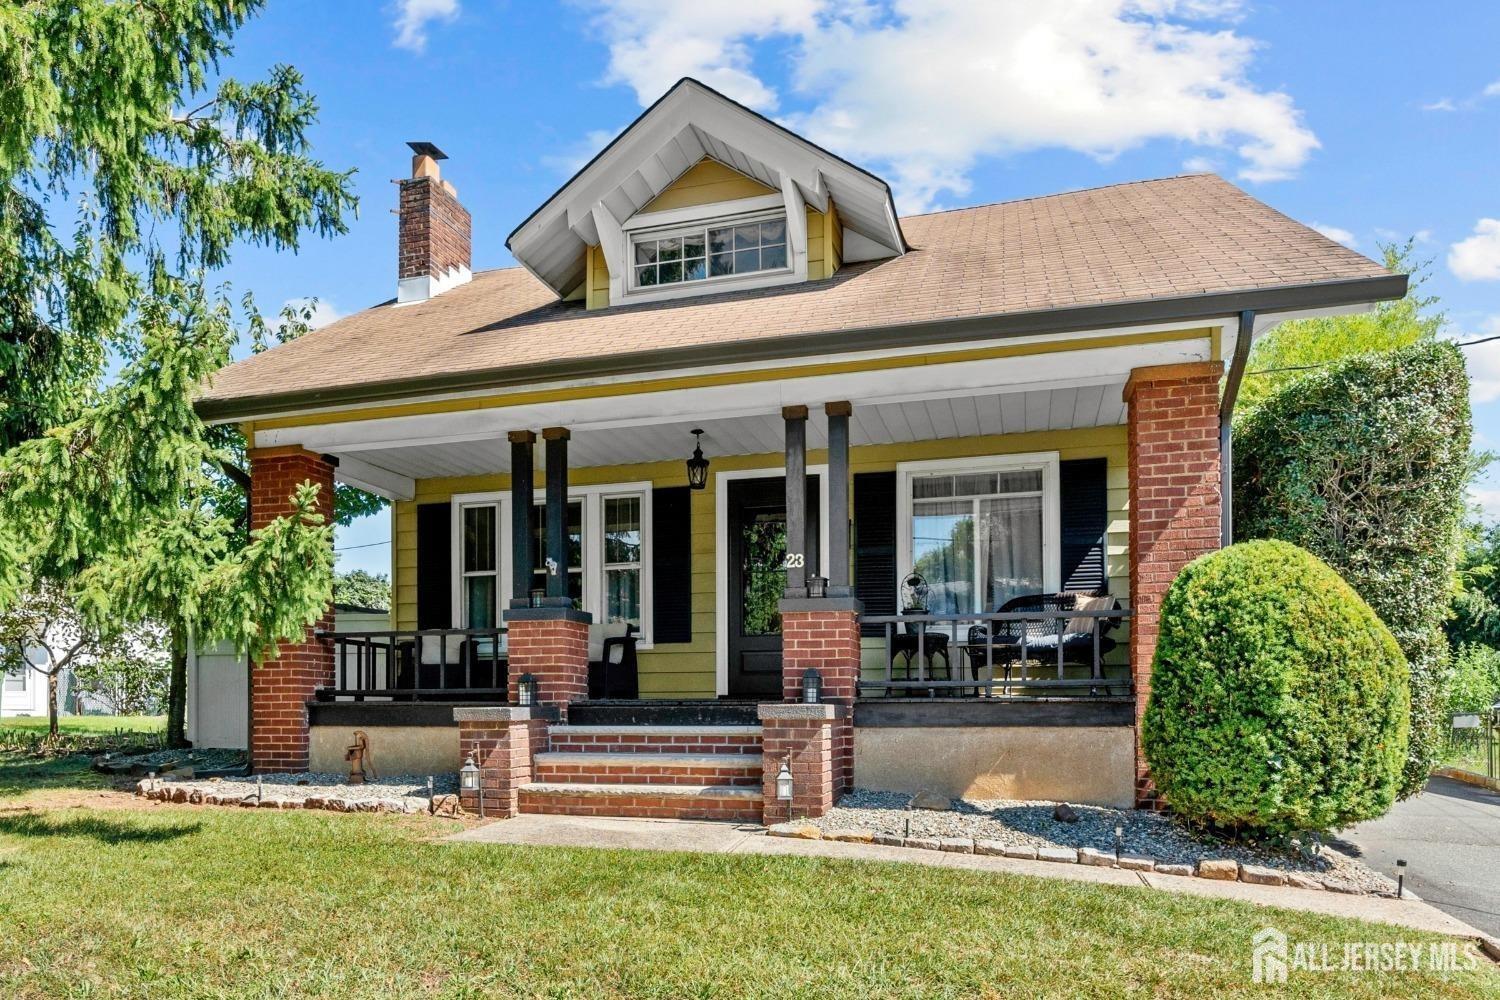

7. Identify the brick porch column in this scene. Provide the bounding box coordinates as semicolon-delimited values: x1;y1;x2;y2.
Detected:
760;703;843;823
1124;361;1223;806
779;596;861;804
455;707;549;818
502;609;590;720
247;446;336;773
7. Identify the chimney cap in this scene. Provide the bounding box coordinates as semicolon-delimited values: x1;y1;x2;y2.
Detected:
407;141;448;160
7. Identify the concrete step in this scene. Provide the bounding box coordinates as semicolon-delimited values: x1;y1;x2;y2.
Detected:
547;724;763;755
533;751;763;787
518;781;764;822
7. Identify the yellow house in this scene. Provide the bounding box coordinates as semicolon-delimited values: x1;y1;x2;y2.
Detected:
198;79;1405;818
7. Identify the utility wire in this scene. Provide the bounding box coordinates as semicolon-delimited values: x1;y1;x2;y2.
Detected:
1248;334;1500;376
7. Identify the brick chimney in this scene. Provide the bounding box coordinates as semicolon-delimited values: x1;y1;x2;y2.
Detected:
397;141;472;304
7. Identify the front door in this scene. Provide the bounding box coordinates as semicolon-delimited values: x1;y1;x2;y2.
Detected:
726;476;819;698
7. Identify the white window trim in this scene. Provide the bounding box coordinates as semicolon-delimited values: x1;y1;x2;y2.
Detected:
894;452;1062;614
714;465;831;698
613;181;810;306
625;208;793;298
450;482;655;647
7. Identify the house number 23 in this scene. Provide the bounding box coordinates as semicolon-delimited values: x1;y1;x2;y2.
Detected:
783;553;805;569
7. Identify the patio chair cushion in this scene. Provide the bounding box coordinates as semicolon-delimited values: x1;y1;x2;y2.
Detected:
1065;594;1119;636
417;633;466;666
587;621;632;664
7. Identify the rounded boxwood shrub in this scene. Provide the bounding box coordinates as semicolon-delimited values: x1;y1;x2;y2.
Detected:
1141;540;1409;838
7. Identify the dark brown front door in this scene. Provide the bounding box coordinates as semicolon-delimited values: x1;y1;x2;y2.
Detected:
726;476;819;698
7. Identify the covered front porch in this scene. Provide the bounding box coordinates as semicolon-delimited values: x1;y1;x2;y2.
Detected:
244;319;1233;811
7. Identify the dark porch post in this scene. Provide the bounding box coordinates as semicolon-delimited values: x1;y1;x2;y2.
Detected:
507;430;535;606
825;401;852;598
541;427;570;605
782;405;809;598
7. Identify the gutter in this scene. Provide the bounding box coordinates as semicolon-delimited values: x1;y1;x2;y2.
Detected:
196;273;1407;423
1219;310;1256;547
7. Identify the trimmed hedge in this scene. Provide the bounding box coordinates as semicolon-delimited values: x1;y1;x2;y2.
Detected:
1233;340;1470;796
1142;541;1410;837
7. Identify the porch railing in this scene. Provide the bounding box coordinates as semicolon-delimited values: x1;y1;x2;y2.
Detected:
313;628;507;701
860;609;1132;698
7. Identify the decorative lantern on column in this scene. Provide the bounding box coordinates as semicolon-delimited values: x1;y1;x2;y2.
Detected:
776;760;794;802
807;575;827;599
516;673;538;708
685;429;710;490
802;668;823;704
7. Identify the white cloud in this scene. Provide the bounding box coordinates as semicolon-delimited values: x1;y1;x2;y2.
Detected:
1450;218;1500;281
1485;80;1500;98
392;0;459;53
1181;155;1220;173
584;1;820;110
1310;222;1357;248
1421;98;1457;112
578;0;1320;212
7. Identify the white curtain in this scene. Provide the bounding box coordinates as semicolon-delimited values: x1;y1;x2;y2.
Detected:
980;495;1042;610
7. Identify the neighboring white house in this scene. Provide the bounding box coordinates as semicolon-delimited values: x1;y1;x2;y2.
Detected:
1;646;64;717
186;606;389;748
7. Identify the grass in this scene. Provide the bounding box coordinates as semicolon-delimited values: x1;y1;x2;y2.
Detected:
0;754;1495;999
0;714;164;735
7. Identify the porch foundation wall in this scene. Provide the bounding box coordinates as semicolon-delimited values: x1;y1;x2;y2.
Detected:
1125;362;1223;807
852;725;1136;808
248;447;335;773
309;723;460;776
780;602;860;799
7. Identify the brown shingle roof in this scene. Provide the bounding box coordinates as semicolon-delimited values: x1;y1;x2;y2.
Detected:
200;174;1394;419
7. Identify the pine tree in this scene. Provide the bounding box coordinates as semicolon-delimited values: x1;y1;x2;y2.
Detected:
0;2;359;739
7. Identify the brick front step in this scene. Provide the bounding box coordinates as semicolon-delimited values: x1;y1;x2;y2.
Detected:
532;752;764;787
518;782;763;822
546;725;763;755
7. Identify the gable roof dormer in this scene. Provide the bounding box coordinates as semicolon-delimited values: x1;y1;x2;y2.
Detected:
507;78;906;308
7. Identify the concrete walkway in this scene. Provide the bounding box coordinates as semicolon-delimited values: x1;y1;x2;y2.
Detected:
449;814;1493;944
1341;775;1500;938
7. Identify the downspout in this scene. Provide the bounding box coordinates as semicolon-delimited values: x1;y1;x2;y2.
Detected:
1219;310;1255;548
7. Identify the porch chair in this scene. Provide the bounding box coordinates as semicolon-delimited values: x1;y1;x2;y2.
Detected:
962;591;1122;692
587;622;640;699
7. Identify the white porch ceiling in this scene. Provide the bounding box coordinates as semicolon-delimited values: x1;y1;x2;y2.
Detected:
341;382;1127;481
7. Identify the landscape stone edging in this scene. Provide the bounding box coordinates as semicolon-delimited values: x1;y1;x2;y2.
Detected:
135;779;465;817
765;824;1396;897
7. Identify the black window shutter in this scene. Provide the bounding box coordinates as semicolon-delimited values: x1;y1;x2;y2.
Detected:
1059;458;1108;593
853;471;898;636
652;486;693;643
415;502;452;629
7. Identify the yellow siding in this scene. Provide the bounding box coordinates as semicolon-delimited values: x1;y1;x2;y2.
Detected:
641;158;775;213
390;426;1129;697
805;200;842;280
585;244;610;310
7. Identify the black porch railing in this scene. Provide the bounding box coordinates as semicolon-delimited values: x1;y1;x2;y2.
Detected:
314;628;507;701
861;608;1133;698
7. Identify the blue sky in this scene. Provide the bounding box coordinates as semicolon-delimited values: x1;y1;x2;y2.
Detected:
213;2;1500;575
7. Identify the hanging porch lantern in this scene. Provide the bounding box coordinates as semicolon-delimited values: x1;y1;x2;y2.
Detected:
686;428;710;490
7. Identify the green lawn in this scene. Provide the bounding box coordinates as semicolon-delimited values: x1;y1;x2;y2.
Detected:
0;754;1495;999
0;714;164;735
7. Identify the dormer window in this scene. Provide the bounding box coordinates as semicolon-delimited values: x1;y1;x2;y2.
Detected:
631;214;789;290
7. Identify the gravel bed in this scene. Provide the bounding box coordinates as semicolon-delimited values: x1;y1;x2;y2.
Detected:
98;747;246;773
814;789;1395;894
159;771;457;811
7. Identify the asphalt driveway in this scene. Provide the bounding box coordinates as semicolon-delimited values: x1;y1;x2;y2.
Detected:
1339;775;1500;937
